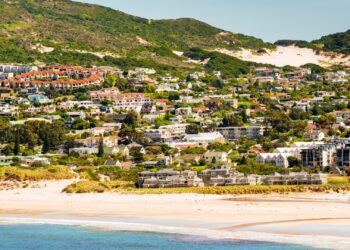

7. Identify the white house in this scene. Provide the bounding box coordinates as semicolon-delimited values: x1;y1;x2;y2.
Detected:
204;151;228;164
69;147;98;155
304;131;325;141
273;147;301;158
256;153;293;168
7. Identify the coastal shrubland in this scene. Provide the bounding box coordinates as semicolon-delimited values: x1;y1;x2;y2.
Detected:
117;184;350;195
328;176;350;185
63;180;134;193
0;166;76;181
60;178;350;194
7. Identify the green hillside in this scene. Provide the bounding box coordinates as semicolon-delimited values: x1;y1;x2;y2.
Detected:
0;0;274;69
275;30;350;55
312;30;350;54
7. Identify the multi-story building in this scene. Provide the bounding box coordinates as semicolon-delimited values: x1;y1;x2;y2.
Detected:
137;169;204;188
0;102;18;117
273;147;301;158
264;172;327;185
301;143;338;169
0;65;38;74
256;153;293;168
138;166;329;188
0;66;105;89
58;100;95;109
217;125;268;140
336;140;350;169
112;93;153;113
89;87;120;102
145;124;188;143
199;166;259;186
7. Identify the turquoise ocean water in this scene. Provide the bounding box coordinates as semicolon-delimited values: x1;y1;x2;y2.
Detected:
0;224;322;250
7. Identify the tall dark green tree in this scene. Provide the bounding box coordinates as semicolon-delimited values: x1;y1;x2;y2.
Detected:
97;136;104;157
124;111;139;128
42;136;50;154
240;110;248;123
13;131;20;156
132;149;144;163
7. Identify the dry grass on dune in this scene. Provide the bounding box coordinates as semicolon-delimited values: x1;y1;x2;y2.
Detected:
0;166;76;182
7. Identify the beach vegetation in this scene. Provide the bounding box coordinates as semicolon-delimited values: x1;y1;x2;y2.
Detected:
63;180;134;193
0;166;76;181
115;184;350;195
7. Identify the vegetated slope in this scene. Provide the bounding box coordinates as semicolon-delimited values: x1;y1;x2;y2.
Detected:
184;48;269;77
0;0;274;71
313;29;350;54
275;30;350;55
223;30;350;68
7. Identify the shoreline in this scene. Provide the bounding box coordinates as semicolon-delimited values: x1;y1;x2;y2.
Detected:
1;215;349;249
1;180;350;249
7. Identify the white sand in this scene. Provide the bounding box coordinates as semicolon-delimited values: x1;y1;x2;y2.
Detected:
31;44;55;53
216;46;350;67
1;180;350;249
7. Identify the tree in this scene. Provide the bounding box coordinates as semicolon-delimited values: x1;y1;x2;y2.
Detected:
240;110;248;123
316;114;336;128
240;156;247;165
42;136;50;154
207;142;231;151
71;118;90;130
13;131;20;156
222;114;244;127
124;111;139;128
287;156;302;168
186;124;203;134
289;109;310;120
1;144;13;156
64;138;82;154
131;149;144;163
265;110;292;132
168;92;180;101
198;157;206;166
119;124;147;143
25;130;38;150
97;136;104;157
154;115;171;128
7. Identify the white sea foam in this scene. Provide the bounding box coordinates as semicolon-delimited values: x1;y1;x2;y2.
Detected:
1;216;350;249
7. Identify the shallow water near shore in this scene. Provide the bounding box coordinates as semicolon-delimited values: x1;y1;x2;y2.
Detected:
0;224;324;250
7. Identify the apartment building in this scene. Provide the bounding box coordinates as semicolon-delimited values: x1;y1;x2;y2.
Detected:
145;124;188;143
301;143;338;169
217;125;268;140
112;93;153;113
336;140;350;169
137;169;204;188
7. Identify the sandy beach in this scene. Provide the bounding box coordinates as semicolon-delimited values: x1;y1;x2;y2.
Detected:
1;180;350;249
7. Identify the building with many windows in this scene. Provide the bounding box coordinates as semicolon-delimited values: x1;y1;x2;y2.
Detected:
301;143;338;169
145;124;188;143
217;125;268;140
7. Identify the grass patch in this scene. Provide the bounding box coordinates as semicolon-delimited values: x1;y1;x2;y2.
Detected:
116;184;350;195
0;166;76;181
63;180;134;193
328;176;350;185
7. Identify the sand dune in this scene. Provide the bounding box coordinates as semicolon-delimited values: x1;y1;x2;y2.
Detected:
216;46;350;67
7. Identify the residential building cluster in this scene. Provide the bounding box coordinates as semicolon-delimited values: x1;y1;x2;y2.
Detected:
137;166;327;188
0;62;349;185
